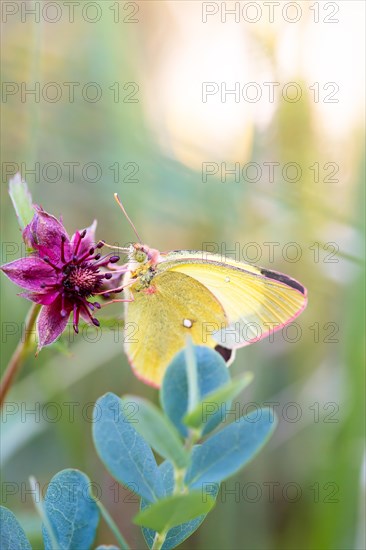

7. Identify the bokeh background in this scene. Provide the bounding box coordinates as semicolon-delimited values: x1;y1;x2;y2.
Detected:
1;1;365;549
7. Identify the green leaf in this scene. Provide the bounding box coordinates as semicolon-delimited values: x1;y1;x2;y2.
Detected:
0;506;32;550
92;393;164;503
161;346;231;438
134;493;215;533
29;476;58;550
185;408;278;488
8;173;34;230
122;396;189;469
41;469;99;550
141;461;219;549
183;372;253;431
185;337;199;412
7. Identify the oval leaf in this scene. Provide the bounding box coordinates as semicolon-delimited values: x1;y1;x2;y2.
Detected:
93;393;164;503
0;506;32;550
161;346;230;437
183;372;253;432
185;408;277;488
122;396;188;468
141;461;218;550
134;492;215;533
42;469;99;550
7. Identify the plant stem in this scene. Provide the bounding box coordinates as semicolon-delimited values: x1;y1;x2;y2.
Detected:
173;429;200;496
173;468;186;495
95;499;130;550
0;303;40;407
185;429;200;453
151;531;167;550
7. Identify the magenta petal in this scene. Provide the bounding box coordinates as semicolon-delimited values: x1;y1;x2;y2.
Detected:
37;296;72;349
71;220;97;257
23;207;72;263
19;290;59;305
1;257;57;290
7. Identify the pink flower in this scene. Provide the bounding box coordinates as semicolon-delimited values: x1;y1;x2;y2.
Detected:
1;206;120;350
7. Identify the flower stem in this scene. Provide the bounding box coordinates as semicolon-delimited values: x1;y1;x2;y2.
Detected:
0;303;40;407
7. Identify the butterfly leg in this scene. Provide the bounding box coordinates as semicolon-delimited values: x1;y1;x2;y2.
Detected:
99;296;135;308
99;241;130;253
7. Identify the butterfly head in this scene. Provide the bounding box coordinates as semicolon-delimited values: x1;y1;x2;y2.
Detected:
129;243;161;266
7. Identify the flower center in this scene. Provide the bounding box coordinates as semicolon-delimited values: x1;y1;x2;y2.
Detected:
41;230;120;333
63;265;101;297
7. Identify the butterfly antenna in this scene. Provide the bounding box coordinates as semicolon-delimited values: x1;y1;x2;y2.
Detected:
114;193;143;243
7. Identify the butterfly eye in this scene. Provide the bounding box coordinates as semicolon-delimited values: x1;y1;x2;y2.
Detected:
135;250;147;263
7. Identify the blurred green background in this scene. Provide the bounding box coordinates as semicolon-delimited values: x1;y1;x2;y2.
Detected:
1;2;365;549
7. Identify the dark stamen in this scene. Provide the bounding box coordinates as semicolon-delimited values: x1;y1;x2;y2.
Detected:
73;234;81;256
104;273;113;280
43;257;60;271
92;252;114;265
60;294;67;317
72;229;87;258
60;235;66;263
77;248;95;264
109;256;120;263
82;303;100;328
96;241;104;249
73;304;80;333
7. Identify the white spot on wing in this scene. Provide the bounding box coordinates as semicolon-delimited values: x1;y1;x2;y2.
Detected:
225;276;230;282
183;319;193;328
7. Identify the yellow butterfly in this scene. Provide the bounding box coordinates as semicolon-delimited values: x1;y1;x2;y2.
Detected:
112;196;307;387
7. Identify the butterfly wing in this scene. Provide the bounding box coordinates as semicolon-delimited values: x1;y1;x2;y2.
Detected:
158;251;307;349
124;270;227;387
